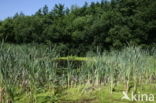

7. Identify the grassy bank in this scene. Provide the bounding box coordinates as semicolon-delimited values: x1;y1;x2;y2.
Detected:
0;44;156;103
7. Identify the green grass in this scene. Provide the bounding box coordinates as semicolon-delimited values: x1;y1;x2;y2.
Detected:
53;56;91;61
0;43;156;103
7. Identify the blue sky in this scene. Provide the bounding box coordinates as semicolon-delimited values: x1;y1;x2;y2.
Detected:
0;0;102;20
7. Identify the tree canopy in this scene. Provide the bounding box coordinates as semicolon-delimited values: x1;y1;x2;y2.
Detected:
0;0;156;55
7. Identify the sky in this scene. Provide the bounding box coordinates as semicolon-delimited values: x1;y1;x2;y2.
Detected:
0;0;102;20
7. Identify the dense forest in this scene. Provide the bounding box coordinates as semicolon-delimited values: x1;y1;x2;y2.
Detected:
0;0;156;55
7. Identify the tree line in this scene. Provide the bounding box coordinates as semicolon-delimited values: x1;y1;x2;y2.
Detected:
0;0;156;55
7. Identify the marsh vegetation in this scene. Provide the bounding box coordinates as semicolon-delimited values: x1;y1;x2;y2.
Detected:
0;44;155;103
0;0;156;102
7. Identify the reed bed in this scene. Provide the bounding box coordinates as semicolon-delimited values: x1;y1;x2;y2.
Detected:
0;43;155;102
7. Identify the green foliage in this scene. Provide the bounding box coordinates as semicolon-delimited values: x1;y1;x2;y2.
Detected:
53;56;89;61
0;44;156;102
42;5;49;15
0;0;156;55
53;4;65;17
